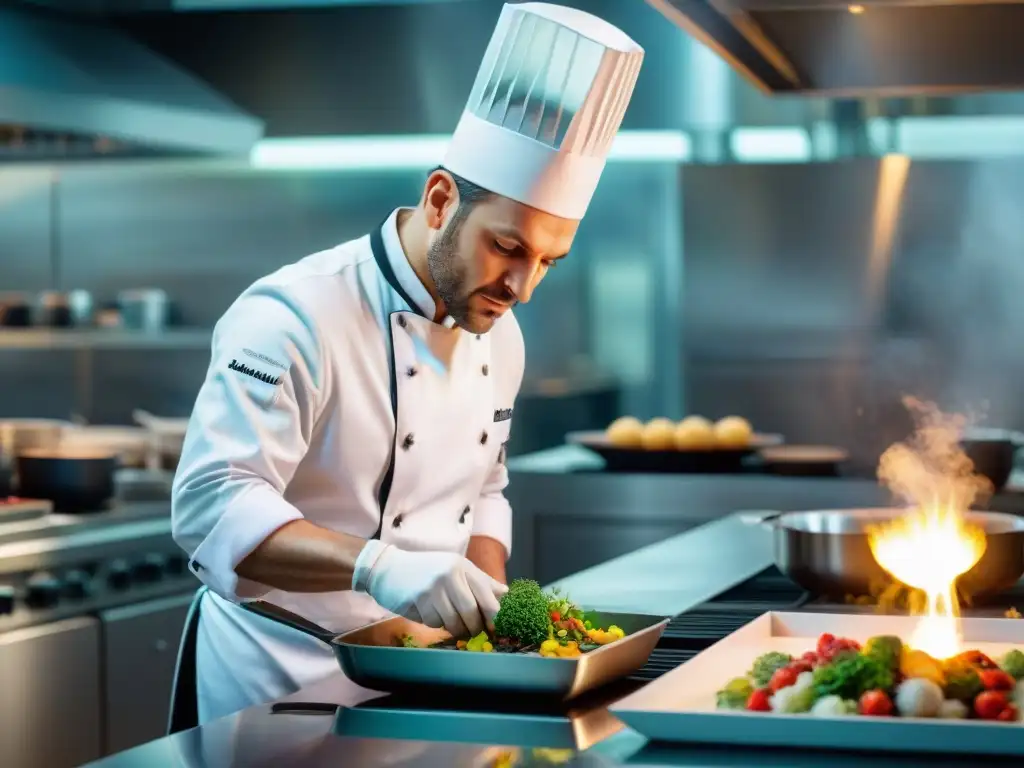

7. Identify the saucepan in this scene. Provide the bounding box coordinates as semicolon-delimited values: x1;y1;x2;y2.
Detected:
743;508;1024;599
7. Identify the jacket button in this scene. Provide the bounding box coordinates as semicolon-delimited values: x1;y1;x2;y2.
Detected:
480;430;488;445
459;505;470;523
402;434;415;450
392;514;403;528
476;334;481;340
397;315;407;328
406;366;417;377
481;364;489;376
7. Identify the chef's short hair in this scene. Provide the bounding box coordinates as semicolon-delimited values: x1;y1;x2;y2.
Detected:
429;166;493;214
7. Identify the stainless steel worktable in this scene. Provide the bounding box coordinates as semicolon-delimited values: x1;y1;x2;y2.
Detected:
79;514;1017;768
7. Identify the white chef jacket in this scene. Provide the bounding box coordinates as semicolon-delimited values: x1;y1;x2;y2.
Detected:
171;208;524;722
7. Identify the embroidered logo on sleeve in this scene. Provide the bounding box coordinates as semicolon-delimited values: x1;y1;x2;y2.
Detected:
229;359;282;385
493;408;513;423
243;348;286;370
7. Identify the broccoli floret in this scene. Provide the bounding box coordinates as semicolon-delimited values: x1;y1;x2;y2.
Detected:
493;579;550;646
715;677;754;709
813;654;893;700
942;661;984;702
748;651;793;687
864;635;903;672
999;649;1024;681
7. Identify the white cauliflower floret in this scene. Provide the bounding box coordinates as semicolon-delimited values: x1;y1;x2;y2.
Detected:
810;695;858;717
894;678;944;718
770;671;815;713
937;699;968;719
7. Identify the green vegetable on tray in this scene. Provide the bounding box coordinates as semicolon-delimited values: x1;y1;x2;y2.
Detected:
942;661;984;703
863;635;903;672
999;649;1024;680
715;677;754;710
813;653;893;700
748;651;793;687
493;579;551;647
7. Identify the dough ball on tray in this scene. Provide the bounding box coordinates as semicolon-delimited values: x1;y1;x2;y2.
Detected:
605;416;644;448
674;416;716;450
641;418;677;451
714;415;753;448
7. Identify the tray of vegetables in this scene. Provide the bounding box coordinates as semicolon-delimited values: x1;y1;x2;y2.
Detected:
610;611;1024;756
333;579;669;699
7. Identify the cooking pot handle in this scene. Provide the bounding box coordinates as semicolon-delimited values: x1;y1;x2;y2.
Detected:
737;510;783;526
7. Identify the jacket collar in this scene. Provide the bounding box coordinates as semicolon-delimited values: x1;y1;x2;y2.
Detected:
379;208;457;329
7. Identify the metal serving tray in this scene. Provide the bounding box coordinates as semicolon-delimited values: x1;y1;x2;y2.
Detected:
336;611;669;700
243;601;668;702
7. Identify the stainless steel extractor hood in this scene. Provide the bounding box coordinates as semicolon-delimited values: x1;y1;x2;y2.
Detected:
647;0;1024;96
0;4;264;155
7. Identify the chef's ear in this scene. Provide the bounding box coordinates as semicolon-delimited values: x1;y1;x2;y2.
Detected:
421;169;459;230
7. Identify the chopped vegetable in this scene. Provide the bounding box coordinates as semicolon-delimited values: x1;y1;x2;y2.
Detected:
941;662;983;703
938;699;968;719
859;689;894;716
900;648;946;686
397;634;421;648
465;631;494;653
816;633;861;663
810;695;858;717
749;651;793;687
747;688;772;711
770;671;816;713
716;677;754;710
950;649;997;670
974;690;1010;720
493;579;550;647
893;678;943;718
813;653;893;701
769;665;802;693
864;635;903;672
999;649;1024;681
979;668;1015;692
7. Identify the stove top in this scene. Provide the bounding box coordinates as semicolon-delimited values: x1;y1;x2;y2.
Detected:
630;566;1024;682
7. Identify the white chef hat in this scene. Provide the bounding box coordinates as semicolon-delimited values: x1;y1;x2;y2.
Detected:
442;2;645;221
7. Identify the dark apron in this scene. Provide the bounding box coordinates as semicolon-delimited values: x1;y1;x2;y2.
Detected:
167;586;208;735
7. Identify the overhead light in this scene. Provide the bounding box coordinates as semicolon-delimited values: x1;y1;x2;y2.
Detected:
730;127;812;162
893;115;1024;158
250;130;692;170
848;4;865;14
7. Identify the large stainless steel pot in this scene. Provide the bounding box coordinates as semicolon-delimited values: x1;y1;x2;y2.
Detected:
744;508;1024;598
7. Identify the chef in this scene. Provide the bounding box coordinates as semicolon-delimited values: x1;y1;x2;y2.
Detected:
169;1;645;725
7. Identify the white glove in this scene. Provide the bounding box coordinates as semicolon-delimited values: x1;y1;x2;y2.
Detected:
352;540;507;638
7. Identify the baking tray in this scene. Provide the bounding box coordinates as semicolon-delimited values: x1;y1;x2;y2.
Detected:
566;431;783;474
336;611;669;700
610;611;1024;757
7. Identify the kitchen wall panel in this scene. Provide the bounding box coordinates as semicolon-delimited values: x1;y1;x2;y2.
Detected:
0;168;73;420
681;158;1024;471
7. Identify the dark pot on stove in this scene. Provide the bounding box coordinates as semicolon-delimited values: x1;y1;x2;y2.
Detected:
960;431;1017;491
15;449;117;513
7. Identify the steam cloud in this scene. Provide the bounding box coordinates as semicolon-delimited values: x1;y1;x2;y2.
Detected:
877;396;993;512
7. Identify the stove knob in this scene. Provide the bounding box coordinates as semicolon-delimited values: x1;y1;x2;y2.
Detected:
132;554;167;583
62;570;92;600
0;585;14;615
107;560;132;590
25;573;61;609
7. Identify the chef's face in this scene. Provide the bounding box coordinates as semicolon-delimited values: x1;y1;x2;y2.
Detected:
424;172;578;334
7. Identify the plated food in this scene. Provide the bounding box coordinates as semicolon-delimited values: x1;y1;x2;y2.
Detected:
394;579;627;658
605;414;755;451
716;632;1024;721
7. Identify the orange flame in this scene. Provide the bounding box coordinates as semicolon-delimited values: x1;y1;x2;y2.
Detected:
867;398;992;659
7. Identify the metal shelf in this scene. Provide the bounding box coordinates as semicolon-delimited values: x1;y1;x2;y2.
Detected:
0;328;212;351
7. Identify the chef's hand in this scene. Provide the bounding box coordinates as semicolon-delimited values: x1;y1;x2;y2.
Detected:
352;540;508;638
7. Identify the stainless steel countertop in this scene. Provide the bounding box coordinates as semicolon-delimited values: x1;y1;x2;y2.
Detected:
78;513;1013;768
